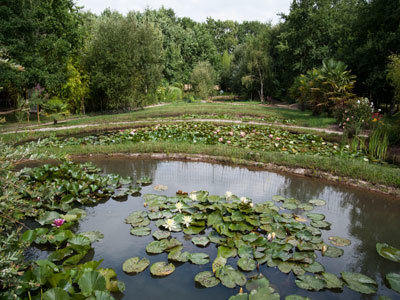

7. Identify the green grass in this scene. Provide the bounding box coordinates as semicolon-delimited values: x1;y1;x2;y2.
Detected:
49;141;400;189
0;101;336;132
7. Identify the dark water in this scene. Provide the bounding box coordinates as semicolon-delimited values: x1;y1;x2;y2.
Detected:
37;159;400;299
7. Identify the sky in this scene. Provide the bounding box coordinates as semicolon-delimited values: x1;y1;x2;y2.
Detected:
75;0;293;24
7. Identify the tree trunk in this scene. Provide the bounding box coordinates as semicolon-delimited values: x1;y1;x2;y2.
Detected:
37;104;40;123
81;96;85;114
258;69;264;103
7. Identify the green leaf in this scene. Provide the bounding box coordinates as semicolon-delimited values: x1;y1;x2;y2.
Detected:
319;272;343;289
341;272;377;294
246;274;270;291
328;236;351;247
37;211;61;225
229;293;249;300
216;265;246;288
386;272;400;293
308;199;326;206
322;246;344;258
295;275;326;291
192;236;210;247
305;213;325;221
189;253;210;265
146;240;169;254
168;248;190;263
212;256;227;273
217;246;237;258
249;288;279;300
310;220;331;229
152;230;170;240
238;257;256;272
302;261;325;273
285;296;311;300
78;270;107;296
79;231;104;243
130;227;151;236
150;262;175;276
195;271;220;288
43;287;71;300
122;257;150;274
376;243;400;263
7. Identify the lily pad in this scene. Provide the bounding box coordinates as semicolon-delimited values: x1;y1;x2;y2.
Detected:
216;265;246;288
130;227;151;236
228;293;248;300
278;261;293;274
386;272;400;293
376;243;400;263
168;247;190;262
194;271;220;288
122;257;150;274
183;225;205;235
285;296;311;300
151;229;169;239
322;246;344;258
79;231;104;243
305;213;325;221
154;184;168;191
146;240;168;254
295;275;326;291
137;177;152;186
328;236;351;247
246;274;270;291
308;199;326;206
150;262;175;277
238;257;257;272
189;253;210;265
319;272;343;289
311;220;331;229
302;261;325;273
341;272;377;294
298;203;314;211
249;288;279;300
192;236;210;247
212;256;227;272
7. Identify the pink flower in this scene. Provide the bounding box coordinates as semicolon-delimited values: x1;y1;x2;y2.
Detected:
52;219;65;228
276;137;281;141
346;118;350;121
252;130;256;133
227;140;231;144
216;129;220;133
240;131;246;137
229;131;234;136
269;134;273;138
218;137;224;142
213;131;217;134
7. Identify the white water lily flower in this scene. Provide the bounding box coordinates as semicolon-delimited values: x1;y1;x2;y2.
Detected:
175;202;183;213
249;202;254;208
240;197;250;204
189;193;197;201
183;216;192;228
267;233;272;241
164;218;176;231
225;191;232;198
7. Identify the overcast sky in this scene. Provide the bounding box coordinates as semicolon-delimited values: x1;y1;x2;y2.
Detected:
75;0;293;24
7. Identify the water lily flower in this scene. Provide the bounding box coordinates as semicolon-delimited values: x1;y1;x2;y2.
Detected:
276;137;281;141
52;218;65;228
183;216;192;228
267;232;276;241
216;129;220;133
346;145;350;149
229;131;234;136
322;244;328;254
225;191;232;198
271;232;276;239
269;134;273;138
240;131;246;137
164;218;176;231
240;197;250;204
227;140;231;144
130;129;136;135
175;202;183;213
267;233;272;241
249;202;253;208
189;193;197;201
218;137;224;142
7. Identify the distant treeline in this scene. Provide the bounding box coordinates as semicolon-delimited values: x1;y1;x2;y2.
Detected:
0;0;399;112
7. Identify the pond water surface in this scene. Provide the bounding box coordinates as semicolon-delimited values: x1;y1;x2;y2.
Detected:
35;158;400;299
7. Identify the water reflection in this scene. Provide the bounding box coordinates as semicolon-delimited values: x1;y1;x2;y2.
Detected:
72;158;400;299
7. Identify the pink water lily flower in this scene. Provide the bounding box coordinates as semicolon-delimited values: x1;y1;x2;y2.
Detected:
229;131;234;136
218;137;224;142
240;131;246;137
269;134;273;138
227;140;231;144
275;137;281;141
52;218;65;228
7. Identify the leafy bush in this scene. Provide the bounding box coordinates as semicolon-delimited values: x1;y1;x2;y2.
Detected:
387;54;400;109
190;61;217;100
42;97;69;114
156;85;183;102
291;59;356;116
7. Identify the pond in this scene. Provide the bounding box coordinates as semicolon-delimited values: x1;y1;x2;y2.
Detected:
30;158;400;299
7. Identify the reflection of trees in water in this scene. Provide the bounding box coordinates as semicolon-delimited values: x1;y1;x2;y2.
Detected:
341;192;400;281
276;177;326;202
96;159;158;180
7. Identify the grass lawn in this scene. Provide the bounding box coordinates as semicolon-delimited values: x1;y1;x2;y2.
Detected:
0;101;336;132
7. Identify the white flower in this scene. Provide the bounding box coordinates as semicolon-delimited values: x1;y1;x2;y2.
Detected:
175;202;183;213
189;193;197;201
363;158;369;162
333;145;337;149
240;197;250;204
183;216;192;228
249;202;254;208
267;233;272;241
164;219;176;231
225;191;232;198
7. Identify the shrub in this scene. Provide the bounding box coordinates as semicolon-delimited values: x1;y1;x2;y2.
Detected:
190;61;216;100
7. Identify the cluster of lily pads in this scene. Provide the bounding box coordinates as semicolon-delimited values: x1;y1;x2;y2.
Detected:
0;161;141;299
120;190;399;299
180;113;295;124
35;122;366;159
